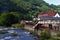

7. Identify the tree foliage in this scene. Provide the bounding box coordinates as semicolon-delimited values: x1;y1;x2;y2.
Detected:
0;0;58;14
0;12;32;26
0;12;18;26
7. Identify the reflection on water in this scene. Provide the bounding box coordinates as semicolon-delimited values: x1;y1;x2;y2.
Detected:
0;28;35;40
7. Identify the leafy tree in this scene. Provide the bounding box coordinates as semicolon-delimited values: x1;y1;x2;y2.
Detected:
0;12;18;26
40;29;51;40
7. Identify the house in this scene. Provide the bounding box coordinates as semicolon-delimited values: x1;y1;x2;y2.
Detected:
34;10;60;31
20;20;35;28
25;21;35;27
20;20;36;30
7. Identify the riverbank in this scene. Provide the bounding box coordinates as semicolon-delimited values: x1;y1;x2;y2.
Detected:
24;26;60;40
0;27;58;40
0;26;60;40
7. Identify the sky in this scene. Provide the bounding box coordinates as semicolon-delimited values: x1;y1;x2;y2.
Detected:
44;0;60;5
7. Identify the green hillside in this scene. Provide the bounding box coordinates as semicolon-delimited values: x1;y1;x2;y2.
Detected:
0;0;58;14
0;0;60;26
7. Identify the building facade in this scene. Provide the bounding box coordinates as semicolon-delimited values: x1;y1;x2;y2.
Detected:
33;10;60;31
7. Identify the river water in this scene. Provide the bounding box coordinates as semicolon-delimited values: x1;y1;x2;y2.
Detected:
0;28;36;40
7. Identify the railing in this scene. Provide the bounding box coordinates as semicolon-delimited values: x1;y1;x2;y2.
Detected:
33;21;60;28
38;21;60;24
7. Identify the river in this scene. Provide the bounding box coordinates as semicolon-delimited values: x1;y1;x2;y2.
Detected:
0;28;37;40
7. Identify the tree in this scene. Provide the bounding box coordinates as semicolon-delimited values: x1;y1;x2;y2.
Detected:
40;29;51;40
0;12;18;26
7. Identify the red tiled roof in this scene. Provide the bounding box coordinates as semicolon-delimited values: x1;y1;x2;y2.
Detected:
38;10;56;17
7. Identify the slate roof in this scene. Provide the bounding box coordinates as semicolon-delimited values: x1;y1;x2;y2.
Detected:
40;17;60;20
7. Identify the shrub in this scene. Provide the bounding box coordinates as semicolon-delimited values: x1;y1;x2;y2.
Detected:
57;33;60;37
40;29;51;40
12;24;25;29
19;24;25;29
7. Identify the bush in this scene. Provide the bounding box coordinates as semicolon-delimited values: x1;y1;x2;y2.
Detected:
19;24;25;29
57;33;60;37
40;29;51;40
12;24;25;29
48;38;56;40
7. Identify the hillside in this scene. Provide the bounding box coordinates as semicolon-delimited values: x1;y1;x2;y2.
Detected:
0;0;60;26
0;0;58;14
